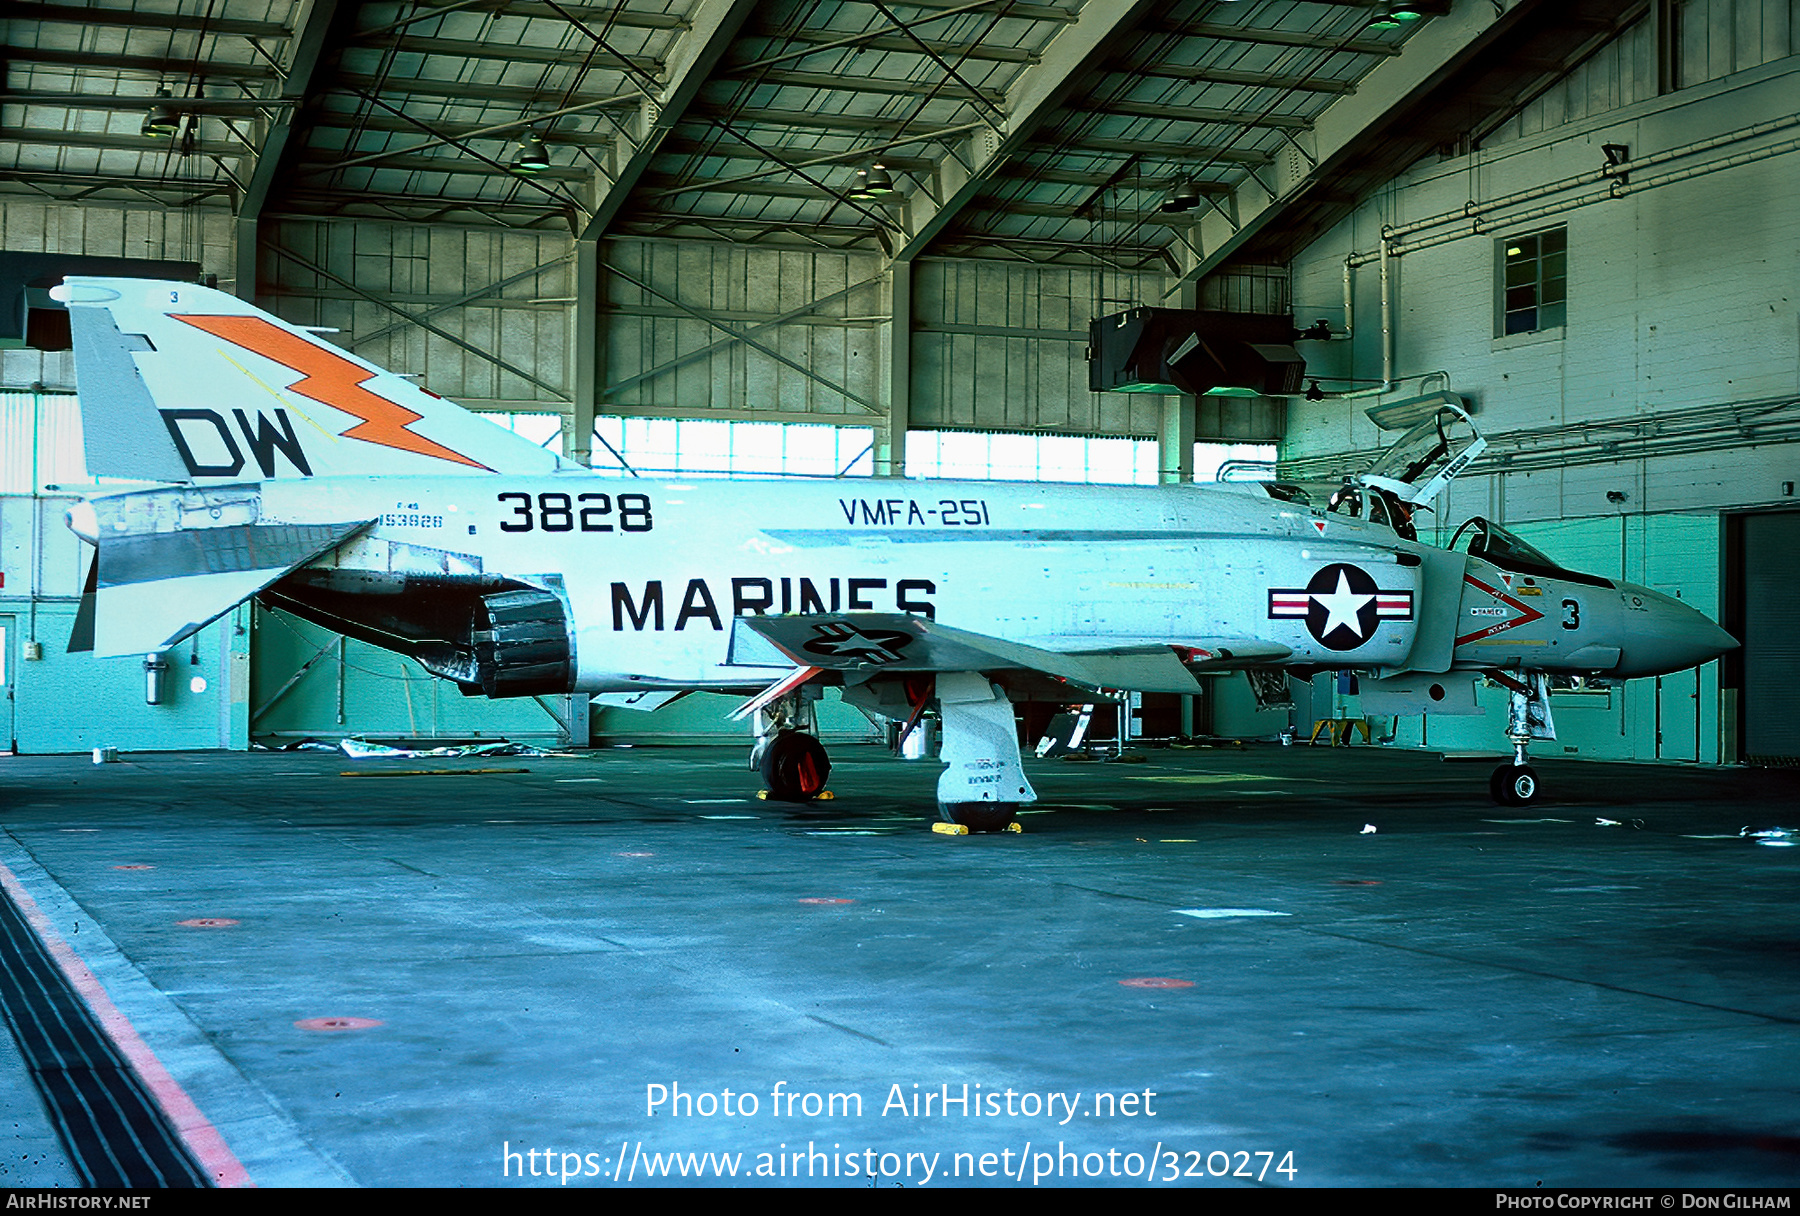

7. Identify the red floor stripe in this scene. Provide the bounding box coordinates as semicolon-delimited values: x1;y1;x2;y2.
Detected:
0;861;253;1188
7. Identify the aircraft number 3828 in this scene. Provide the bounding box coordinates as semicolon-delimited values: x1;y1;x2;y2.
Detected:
497;491;655;533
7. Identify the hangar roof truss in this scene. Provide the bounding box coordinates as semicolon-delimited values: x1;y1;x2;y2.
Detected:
1;0;1645;271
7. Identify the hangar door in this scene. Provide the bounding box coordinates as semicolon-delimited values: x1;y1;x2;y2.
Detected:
1732;511;1800;764
0;616;11;751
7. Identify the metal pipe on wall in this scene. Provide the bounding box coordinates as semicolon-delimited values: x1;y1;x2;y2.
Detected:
1344;122;1800;268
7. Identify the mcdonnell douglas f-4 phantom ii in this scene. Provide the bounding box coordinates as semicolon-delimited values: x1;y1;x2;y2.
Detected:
55;278;1737;830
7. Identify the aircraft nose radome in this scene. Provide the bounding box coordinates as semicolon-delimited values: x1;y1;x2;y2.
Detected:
1614;588;1738;677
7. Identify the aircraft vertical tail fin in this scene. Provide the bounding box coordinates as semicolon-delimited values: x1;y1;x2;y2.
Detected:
53;278;568;483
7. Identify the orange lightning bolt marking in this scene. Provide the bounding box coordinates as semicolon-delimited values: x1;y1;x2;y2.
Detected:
172;314;491;470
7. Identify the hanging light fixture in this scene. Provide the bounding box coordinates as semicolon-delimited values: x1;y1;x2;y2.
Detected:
142;87;181;138
1367;4;1425;30
512;131;550;174
863;162;895;196
848;162;895;201
1160;180;1201;213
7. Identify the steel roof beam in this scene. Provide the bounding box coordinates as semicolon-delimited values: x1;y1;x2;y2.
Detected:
336;72;654;105
0;126;247;158
294;149;596;182
576;0;761;239
367;1;688;33
995;161;1229;191
731;28;1040;68
309;111;622;143
1078;99;1313;129
726;69;1007;107
884;0;1080;22
968;197;1200;225
0;93;297;114
615;215;880;238
694;106;970;137
1032;135;1273;163
866;0;1009;131
886;0;1158;263
1122;64;1359;93
726;0;1036;80
641;175;825;200
345;34;627;66
647;125;982;200
0;170;233;202
1140;20;1404;56
9;2;290;40
237;0;342;301
659;136;952;170
3;48;279;81
274;189;562;219
308;109;628;150
1171;1;1519;286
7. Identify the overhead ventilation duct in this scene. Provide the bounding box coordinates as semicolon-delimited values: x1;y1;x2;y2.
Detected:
0;252;202;351
1086;308;1307;398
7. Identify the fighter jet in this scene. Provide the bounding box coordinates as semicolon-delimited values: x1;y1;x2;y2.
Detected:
55;278;1737;829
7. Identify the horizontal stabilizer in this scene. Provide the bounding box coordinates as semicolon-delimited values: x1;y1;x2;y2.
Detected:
73;485;371;655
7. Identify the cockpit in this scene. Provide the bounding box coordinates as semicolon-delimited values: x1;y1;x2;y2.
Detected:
1449;517;1615;588
1317;402;1488;543
1325;482;1416;540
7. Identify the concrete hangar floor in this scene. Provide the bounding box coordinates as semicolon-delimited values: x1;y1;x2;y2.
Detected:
0;742;1797;1189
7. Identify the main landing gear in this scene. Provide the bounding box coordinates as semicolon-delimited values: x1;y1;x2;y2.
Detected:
1488;671;1554;807
933;673;1036;833
750;671;1037;829
760;730;831;802
750;687;832;802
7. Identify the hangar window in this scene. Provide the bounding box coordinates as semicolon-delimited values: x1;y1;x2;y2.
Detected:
905;432;1274;486
587;416;875;478
908;431;1157;484
1497;226;1566;336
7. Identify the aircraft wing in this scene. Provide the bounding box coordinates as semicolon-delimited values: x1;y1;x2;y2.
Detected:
729;614;1289;696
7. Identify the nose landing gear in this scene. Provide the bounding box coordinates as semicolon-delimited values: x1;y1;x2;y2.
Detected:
1488;670;1554;806
1490;747;1541;807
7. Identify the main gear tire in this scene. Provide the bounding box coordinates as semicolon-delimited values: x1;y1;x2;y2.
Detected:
761;730;830;802
938;802;1021;833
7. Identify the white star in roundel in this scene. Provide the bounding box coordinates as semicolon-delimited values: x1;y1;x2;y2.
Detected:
1311;569;1375;642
